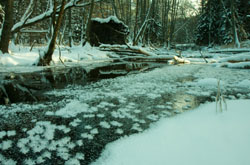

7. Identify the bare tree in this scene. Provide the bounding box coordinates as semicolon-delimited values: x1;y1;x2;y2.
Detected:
132;0;140;45
162;0;170;46
85;0;95;44
68;7;73;47
37;0;66;66
168;0;180;48
133;0;154;46
230;0;240;48
0;0;14;53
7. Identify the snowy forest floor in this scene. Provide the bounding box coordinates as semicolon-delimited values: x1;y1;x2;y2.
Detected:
0;43;250;164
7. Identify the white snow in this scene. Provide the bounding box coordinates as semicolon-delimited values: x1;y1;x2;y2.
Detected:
218;53;250;63
221;62;250;69
195;77;221;89
92;100;250;165
0;140;13;150
48;100;89;118
69;118;82;127
237;79;250;88
0;44;110;67
115;129;124;134
90;128;99;135
0;131;6;139
92;16;126;26
99;121;111;129
7;130;16;137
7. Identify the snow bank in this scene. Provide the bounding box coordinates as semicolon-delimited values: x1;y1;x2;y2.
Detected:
0;44;109;66
237;79;250;88
196;78;220;88
218;62;250;69
0;51;38;66
219;54;250;63
92;100;250;165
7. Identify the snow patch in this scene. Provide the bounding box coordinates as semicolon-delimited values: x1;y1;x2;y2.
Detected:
48;100;89;118
92;100;250;165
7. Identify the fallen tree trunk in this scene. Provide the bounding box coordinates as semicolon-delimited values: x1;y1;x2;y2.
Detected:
0;66;87;105
209;49;250;54
99;44;157;56
121;56;176;63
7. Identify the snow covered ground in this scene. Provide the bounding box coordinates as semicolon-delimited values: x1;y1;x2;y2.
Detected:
0;43;110;66
92;100;250;165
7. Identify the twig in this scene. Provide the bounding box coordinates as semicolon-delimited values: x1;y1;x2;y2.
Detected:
56;42;66;67
30;40;37;52
216;80;227;113
199;50;208;63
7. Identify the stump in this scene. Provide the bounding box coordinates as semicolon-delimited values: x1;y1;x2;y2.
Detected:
90;16;129;46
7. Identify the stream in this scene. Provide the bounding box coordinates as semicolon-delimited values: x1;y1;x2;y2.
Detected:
0;63;250;165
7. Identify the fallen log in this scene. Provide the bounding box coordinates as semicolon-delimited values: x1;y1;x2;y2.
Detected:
99;44;157;56
219;54;250;63
0;66;87;104
209;49;250;54
121;56;175;63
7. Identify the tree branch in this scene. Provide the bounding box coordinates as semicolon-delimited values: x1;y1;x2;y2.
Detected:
11;0;102;34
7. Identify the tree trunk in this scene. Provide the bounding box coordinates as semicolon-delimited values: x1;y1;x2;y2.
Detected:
0;0;14;54
169;0;179;45
231;0;240;48
68;8;72;47
85;0;95;44
37;0;66;66
111;0;119;19
162;0;170;47
133;0;140;45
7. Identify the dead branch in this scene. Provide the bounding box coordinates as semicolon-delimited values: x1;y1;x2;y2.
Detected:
121;56;176;63
30;40;37;52
199;50;208;63
56;42;66;67
100;44;156;56
209;49;250;54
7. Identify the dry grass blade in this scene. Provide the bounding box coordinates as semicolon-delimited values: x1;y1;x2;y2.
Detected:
216;80;227;113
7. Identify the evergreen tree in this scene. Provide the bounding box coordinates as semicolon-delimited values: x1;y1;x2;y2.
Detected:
195;0;232;46
196;0;250;46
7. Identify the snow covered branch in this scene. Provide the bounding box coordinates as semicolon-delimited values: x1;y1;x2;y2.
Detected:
11;0;102;33
133;1;153;45
73;0;88;7
20;0;34;22
12;0;35;32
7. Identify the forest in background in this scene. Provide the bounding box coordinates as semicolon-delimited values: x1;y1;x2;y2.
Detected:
0;0;249;55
